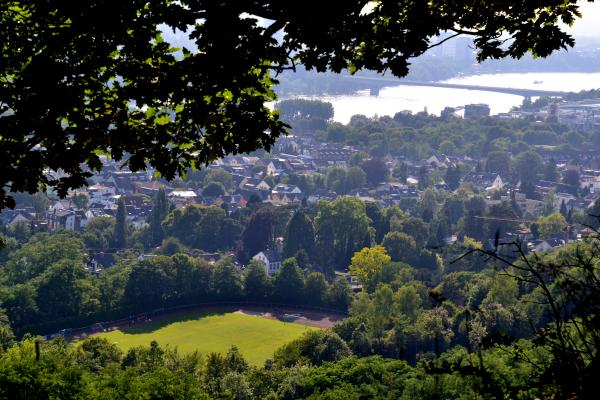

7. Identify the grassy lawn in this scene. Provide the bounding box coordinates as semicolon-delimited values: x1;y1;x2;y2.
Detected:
94;310;317;366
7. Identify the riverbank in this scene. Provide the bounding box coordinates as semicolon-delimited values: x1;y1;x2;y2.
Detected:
305;72;600;123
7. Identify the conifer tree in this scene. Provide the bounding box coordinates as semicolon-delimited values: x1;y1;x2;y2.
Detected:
113;198;127;249
560;200;568;218
444;165;461;191
544;158;559;182
283;210;316;261
395;162;408;183
150;188;168;246
511;190;523;218
240;207;276;262
586;199;600;229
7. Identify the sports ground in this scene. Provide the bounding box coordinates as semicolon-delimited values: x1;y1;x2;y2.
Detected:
93;308;326;365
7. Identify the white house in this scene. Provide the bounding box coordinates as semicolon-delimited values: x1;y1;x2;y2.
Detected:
256;180;271;191
486;175;504;192
425;155;448;169
168;190;198;206
272;184;302;195
87;184;118;206
88;183;117;198
49;199;74;212
252;249;282;276
46;209;88;231
462;172;504;192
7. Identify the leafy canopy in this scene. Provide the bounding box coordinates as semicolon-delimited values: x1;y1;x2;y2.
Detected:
0;0;586;208
349;245;391;287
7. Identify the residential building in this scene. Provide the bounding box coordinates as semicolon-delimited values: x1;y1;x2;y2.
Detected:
464;103;490;119
252;249;283;276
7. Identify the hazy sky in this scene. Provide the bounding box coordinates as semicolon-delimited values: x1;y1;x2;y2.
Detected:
570;2;600;38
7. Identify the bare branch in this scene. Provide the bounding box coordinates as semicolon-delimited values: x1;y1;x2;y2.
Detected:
425;32;462;51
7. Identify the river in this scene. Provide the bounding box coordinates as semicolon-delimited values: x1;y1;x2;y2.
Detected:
312;72;600;124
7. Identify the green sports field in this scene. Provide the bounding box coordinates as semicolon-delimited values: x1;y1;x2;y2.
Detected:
93;310;317;365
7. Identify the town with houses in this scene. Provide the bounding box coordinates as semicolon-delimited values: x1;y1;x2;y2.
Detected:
3;100;600;277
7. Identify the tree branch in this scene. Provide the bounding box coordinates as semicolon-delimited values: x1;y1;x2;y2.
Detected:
426;32;462;51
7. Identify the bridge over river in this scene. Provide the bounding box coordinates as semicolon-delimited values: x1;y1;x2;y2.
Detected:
346;76;568;98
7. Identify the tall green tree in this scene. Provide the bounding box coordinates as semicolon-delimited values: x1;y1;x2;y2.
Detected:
203;169;233;191
326;167;347;194
559;200;568;218
415;307;454;356
124;256;177;309
303;272;329;306
361;159;389;186
5;232;86;284
283;210;316;261
418;165;430;190
150;188;168;246
171;254;212;301
587;199;600;229
534;212;568;239
161;204;241;251
36;260;97;319
273;329;351;367
514;150;543;184
345;167;367;193
349;245;391;290
563;169;580;196
0;283;39;329
273;258;305;303
315;197;373;270
398;217;429;248
485;151;511;177
444;164;462;190
315;222;336;277
382;231;416;265
510;190;523;218
202;182;226;197
240;207;276;262
486;202;519;239
442;197;464;226
113;198;128;249
365;202;388;243
544;158;559;182
195;206;228;251
243;260;271;301
462;196;487;240
83;216;115;251
394;162;409;183
0;309;14;350
211;261;243;301
327;278;354;311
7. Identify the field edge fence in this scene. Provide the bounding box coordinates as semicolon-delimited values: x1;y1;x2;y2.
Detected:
27;301;349;340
